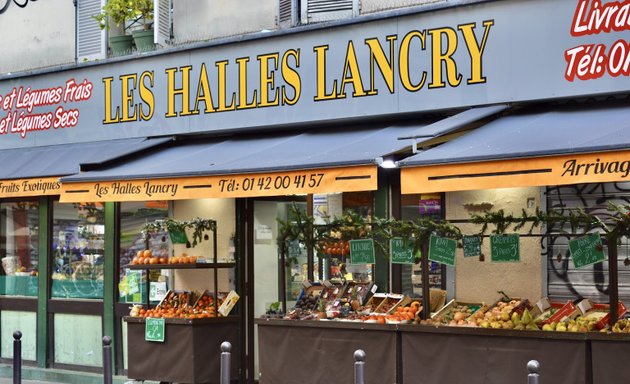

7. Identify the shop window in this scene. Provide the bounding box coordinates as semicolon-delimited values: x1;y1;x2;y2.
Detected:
0;201;39;297
118;201;170;304
51;202;105;299
400;193;445;296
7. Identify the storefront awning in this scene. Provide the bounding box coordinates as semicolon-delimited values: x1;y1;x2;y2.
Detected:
400;103;630;193
0;137;172;198
59;125;420;201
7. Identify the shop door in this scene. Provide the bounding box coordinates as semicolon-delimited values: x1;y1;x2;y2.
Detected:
250;199;307;382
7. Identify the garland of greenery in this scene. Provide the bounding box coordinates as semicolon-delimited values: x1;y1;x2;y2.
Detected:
141;217;217;248
277;202;630;261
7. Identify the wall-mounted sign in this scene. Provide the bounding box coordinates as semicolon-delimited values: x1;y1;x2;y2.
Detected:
569;233;605;269
1;1;628;149
428;235;456;266
490;234;520;262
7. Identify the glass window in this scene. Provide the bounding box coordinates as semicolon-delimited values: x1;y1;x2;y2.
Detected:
51;202;104;299
0;201;39;297
119;201;169;304
401;193;444;296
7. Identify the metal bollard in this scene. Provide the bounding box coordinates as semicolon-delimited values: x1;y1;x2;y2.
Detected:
102;336;113;384
220;341;232;384
13;331;21;384
527;360;540;384
354;349;366;384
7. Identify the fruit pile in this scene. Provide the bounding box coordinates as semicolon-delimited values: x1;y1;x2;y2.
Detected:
130;250;199;265
130;290;224;319
318;241;350;257
427;303;488;326
130;250;168;265
294;294;319;311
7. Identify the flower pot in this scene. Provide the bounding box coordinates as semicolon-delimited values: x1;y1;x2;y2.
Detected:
132;28;155;52
109;34;134;56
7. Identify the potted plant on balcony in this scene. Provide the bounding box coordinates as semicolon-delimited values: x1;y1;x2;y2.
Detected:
93;0;155;55
128;0;155;52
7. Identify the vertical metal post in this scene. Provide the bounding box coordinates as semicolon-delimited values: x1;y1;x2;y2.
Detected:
13;331;22;384
102;336;112;384
527;360;540;384
354;349;366;384
221;341;232;384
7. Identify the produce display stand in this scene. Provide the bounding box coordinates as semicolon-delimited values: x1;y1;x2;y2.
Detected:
256;318;630;384
255;318;398;384
125;316;239;383
588;332;630;384
123;219;240;384
398;324;587;384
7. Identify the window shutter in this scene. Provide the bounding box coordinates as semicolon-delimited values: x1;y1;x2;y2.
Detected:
278;0;298;28
154;0;172;47
301;0;358;24
76;0;107;61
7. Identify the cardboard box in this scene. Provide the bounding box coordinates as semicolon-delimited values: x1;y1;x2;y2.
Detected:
338;281;376;306
531;298;577;325
431;299;486;324
374;294;410;314
365;293;387;312
218;290;240;317
575;299;627;329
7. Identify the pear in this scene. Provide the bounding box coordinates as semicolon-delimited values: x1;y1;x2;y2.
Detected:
511;311;521;324
542;324;554;331
526;323;540;331
501;312;510;321
520;309;533;325
556;324;567;332
479;320;490;328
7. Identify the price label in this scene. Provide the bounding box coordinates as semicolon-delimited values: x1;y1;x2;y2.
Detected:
463;236;481;257
490;234;520;262
569;233;604;269
145;317;165;342
428;235;456;266
390;238;416;264
350;239;375;264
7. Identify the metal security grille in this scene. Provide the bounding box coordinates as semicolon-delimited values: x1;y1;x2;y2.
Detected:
546;182;630;304
76;0;106;60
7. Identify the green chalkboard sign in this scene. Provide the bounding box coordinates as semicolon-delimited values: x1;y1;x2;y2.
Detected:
350;239;375;264
569;233;605;269
490;234;520;262
145;317;165;342
428;235;457;266
463;236;481;257
390;238;417;264
169;228;188;244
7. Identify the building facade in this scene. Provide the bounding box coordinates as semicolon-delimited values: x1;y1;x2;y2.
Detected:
1;0;629;382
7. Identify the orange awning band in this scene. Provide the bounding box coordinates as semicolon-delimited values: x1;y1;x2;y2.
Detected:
0;177;62;198
401;150;630;194
60;165;377;202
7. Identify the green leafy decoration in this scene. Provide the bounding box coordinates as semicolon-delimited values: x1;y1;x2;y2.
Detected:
141;218;216;248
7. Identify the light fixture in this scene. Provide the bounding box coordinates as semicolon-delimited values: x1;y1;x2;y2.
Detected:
376;157;398;169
